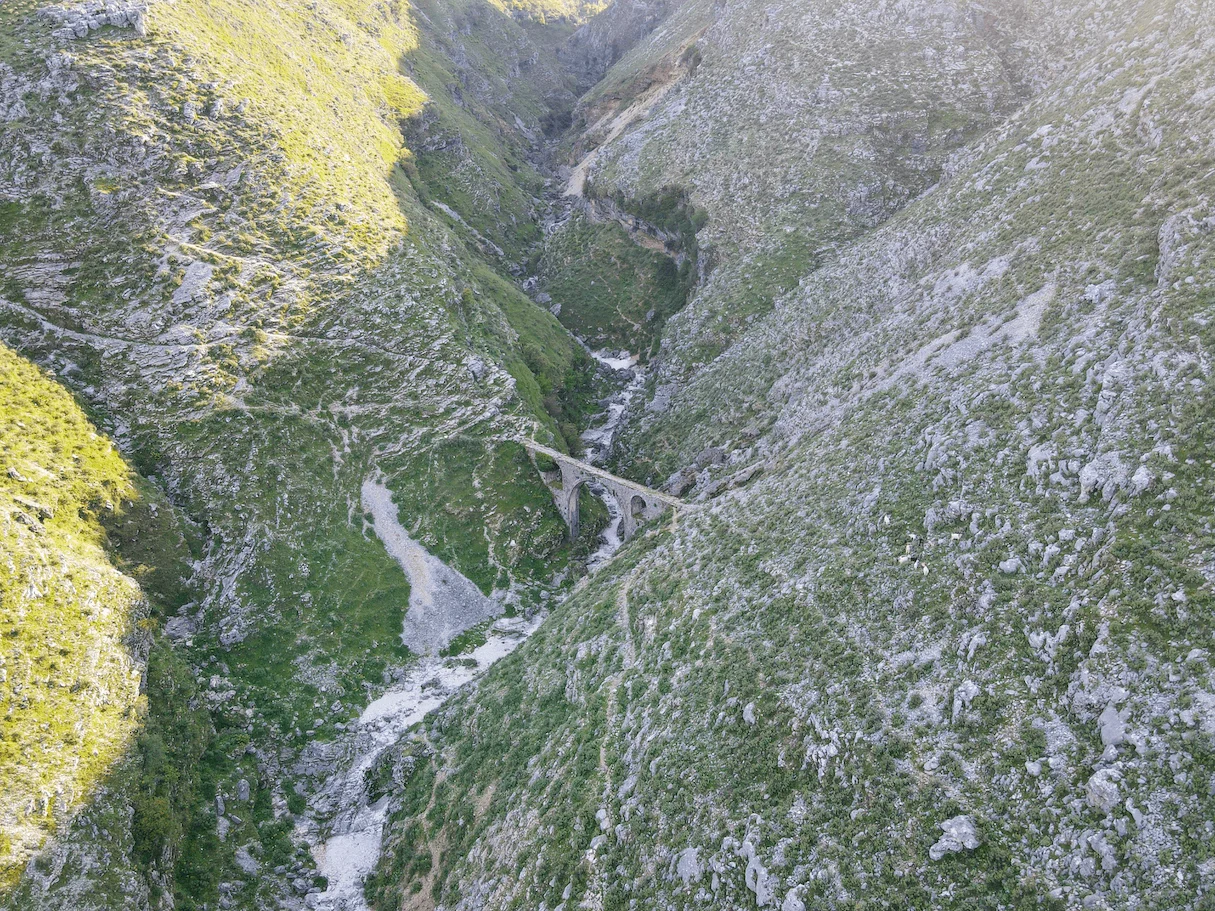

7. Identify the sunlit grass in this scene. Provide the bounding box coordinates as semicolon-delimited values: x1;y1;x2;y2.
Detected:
0;345;149;887
149;0;428;259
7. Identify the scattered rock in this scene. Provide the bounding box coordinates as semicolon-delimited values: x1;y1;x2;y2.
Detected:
1129;464;1154;495
234;845;260;875
171;261;214;305
929;815;980;860
38;1;153;40
740;840;777;907
673;847;703;885
1078;453;1128;502
1086;769;1121;812
665;467;697;497
164;614;197;641
952;680;980;721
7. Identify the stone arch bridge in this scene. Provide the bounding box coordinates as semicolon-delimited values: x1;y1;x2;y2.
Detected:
519;440;683;542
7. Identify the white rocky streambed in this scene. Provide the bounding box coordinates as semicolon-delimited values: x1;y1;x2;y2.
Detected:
580;347;642;463
302;481;544;910
581;348;645;572
305;420;644;907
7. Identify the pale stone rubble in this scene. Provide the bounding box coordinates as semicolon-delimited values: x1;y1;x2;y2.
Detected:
929;815;981;861
37;1;156;39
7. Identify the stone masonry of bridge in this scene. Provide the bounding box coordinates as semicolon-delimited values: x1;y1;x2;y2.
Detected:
520;441;683;542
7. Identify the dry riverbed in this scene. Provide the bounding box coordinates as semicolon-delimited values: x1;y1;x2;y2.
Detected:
299;480;543;910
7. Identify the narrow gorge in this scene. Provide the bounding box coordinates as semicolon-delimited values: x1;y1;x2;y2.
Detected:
2;2;1214;910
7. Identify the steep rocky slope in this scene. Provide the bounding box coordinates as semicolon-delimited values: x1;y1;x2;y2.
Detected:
550;0;1191;476
2;0;1214;909
368;2;1215;910
544;0;1038;376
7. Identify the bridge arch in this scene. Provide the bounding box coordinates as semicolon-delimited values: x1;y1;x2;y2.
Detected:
521;440;682;544
558;463;588;541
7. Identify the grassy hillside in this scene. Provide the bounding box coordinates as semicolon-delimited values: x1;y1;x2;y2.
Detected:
539;210;691;356
0;344;197;890
499;0;608;22
0;0;600;904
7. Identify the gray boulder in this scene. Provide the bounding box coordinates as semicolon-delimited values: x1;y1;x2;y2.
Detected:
929;815;980;860
1098;702;1128;748
673;847;703;885
1086;769;1121;812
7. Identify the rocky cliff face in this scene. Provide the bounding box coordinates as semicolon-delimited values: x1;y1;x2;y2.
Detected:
559;0;685;89
2;0;1214;909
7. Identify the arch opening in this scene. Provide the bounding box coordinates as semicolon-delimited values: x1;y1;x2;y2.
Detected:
564;477;588;540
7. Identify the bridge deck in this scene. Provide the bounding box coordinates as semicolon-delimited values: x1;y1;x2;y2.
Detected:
519;440;684;508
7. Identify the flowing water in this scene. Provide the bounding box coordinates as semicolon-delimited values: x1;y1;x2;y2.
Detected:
581;348;645;570
580;348;643;464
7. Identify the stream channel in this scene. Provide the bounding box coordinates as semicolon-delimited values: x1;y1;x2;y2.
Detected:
307;348;643;909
